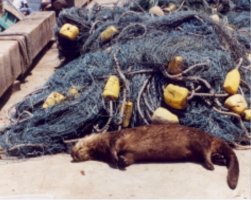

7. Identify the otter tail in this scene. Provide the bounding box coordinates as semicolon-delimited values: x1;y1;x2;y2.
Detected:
217;142;239;189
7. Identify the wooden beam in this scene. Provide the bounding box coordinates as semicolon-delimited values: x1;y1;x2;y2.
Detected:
66;0;93;7
0;11;56;97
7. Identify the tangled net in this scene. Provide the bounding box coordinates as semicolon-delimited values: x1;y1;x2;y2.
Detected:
0;0;250;157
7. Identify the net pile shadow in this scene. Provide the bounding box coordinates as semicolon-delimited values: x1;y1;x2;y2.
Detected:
0;0;250;157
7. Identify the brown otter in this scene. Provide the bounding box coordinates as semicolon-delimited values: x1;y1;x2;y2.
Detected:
71;124;239;189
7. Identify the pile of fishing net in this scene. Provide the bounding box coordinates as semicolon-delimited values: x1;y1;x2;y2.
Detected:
0;0;250;158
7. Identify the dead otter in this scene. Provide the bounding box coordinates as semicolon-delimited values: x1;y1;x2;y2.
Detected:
71;124;239;189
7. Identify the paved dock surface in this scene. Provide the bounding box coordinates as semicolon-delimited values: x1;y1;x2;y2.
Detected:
0;151;250;199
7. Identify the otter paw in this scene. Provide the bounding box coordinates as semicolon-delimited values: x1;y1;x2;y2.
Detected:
117;153;135;169
212;153;227;166
118;155;128;169
204;161;214;170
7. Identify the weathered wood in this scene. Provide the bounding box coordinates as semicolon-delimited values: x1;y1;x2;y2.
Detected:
2;1;25;20
66;0;92;7
0;11;56;97
76;0;92;7
0;40;22;97
0;0;3;16
4;11;56;62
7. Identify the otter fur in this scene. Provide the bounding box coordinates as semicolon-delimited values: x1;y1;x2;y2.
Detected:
71;124;239;189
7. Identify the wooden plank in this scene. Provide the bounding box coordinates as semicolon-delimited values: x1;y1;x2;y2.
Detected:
0;11;56;97
0;40;21;97
74;0;92;7
4;11;56;63
0;0;3;16
66;0;92;7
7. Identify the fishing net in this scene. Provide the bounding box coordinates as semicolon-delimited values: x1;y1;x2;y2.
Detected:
0;0;250;157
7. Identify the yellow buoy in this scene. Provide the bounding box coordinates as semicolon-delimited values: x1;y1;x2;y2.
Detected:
210;14;220;23
224;94;248;114
152;107;179;124
68;86;79;97
246;53;251;64
243;109;251;121
149;6;164;16
102;75;120;100
122;101;133;128
163;3;177;12
42;92;66;109
223;68;240;94
59;23;80;41
167;56;184;75
100;25;119;42
163;84;189;109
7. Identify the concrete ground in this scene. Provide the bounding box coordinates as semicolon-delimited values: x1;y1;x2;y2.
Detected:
0;152;250;199
0;42;250;199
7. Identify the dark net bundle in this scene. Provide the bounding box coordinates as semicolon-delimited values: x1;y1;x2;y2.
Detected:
225;0;251;50
127;0;250;15
55;3;161;60
53;0;251;70
127;0;251;50
0;3;250;158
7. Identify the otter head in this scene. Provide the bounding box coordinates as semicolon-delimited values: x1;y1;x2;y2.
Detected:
71;135;97;162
